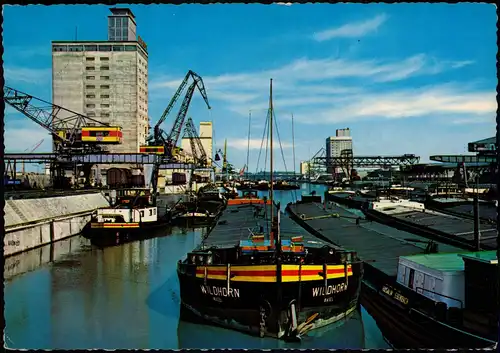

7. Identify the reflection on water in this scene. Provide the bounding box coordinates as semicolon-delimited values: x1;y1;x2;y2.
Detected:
4;185;389;349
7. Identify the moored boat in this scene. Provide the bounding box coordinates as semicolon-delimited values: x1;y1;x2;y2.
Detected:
82;188;169;242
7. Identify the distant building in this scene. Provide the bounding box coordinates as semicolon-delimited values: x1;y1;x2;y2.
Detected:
51;7;149;155
326;128;353;174
300;161;310;175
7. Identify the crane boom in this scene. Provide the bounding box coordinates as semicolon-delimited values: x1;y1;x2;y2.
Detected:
184;117;207;167
4;86;110;144
152;70;211;144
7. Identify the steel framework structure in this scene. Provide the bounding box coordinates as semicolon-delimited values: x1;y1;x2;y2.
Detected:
313;154;420;168
430;155;496;163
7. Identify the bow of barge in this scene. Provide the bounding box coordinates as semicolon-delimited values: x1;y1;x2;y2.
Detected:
176;200;363;341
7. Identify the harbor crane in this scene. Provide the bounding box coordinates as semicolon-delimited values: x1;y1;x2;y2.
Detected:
183;117;208;168
4;86;123;155
141;70;211;204
4;86;123;187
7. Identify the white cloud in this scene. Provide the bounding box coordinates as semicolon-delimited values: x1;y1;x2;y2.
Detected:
4;67;51;85
226;138;293;150
150;53;481;127
275;2;293;6
313;13;388;41
4;126;52;153
301;84;496;124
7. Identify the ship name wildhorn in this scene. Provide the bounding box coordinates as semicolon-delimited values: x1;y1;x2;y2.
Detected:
312;283;348;297
200;285;241;298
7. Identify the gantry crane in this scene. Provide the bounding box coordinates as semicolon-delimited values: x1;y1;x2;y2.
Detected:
142;70;211;204
4;86;123;188
4;86;123;155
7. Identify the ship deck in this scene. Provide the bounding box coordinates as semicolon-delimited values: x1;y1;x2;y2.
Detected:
380;207;497;249
201;203;334;249
286;202;462;278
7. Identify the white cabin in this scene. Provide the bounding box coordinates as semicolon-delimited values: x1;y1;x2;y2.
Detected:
368;198;425;213
397;253;465;308
96;206;158;223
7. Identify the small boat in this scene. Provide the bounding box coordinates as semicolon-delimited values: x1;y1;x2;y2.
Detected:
177;79;363;341
82;188;169;242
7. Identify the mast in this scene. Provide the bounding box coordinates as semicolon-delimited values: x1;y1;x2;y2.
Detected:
292;113;296;180
269;79;274;226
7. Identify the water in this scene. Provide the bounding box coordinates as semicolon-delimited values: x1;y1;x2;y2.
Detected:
4;184;390;349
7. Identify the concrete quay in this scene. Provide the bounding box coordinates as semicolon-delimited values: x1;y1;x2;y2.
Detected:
4;193;110;257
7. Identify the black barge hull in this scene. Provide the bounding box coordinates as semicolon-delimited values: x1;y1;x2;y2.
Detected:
177;262;362;339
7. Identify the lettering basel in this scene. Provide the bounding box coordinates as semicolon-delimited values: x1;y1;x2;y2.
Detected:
200;285;241;298
312;283;348;297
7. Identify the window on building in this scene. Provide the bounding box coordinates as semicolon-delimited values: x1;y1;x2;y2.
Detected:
101;112;110;117
100;85;110;89
101;104;110;108
86;85;95;89
149;209;153;216
85;45;97;51
87;76;96;81
124;45;136;51
122;27;127;37
52;45;67;52
100;76;110;80
87;112;95;117
68;45;84;52
86;66;95;71
112;45;123;52
86;104;96;108
99;45;112;52
100;57;109;61
86;57;95;61
140;211;145;217
101;66;110;71
86;94;96;99
100;94;110;98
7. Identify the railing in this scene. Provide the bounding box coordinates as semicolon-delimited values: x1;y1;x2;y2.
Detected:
415;286;463;309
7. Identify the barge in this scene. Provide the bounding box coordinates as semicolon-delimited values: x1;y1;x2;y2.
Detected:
177;79;363;342
286;198;497;349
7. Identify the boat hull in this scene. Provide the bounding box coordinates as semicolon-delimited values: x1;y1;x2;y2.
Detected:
177;262;362;340
360;281;495;349
81;219;169;242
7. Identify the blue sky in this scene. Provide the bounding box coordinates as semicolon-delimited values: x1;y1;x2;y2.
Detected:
3;3;497;172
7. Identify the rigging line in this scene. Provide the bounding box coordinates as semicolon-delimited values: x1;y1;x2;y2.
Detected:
255;111;269;175
246;110;252;179
272;110;288;173
264;108;270;177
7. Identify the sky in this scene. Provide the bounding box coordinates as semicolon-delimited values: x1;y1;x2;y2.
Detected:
3;3;497;173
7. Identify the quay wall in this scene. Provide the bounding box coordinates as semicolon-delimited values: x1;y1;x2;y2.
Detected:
4;193;109;257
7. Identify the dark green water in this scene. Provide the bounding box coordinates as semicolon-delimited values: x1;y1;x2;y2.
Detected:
4;184;390;349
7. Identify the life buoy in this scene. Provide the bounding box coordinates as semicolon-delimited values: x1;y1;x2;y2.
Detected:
300;214;306;220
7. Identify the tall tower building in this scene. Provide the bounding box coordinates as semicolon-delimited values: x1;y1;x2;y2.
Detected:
326;128;353;174
51;7;149;155
180;121;213;166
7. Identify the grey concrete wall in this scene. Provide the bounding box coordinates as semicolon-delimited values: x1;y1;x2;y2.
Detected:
4;193;109;257
4;235;91;281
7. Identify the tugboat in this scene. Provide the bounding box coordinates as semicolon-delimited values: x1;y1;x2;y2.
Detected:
82;188;168;243
176;79;363;341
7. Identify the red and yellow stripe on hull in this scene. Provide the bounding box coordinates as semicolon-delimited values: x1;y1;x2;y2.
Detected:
91;222;140;229
195;264;353;283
